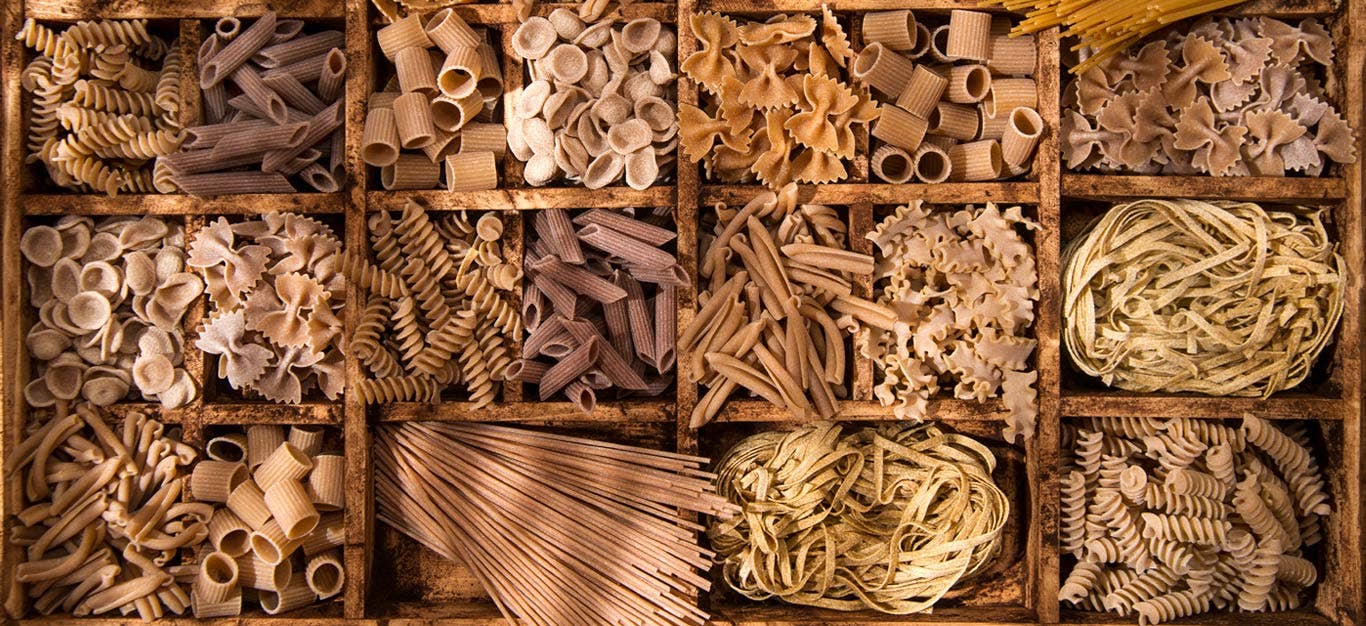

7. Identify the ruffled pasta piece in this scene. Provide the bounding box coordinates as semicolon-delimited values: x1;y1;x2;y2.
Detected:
1314;109;1357;164
680;13;739;94
1097;94;1161;169
678;103;751;163
1242;109;1306;176
819;5;852;67
1259;17;1333;66
784;74;858;156
738;14;815;46
738;43;800;109
1172;97;1246;176
791;146;845;184
1100;41;1169;92
1162;37;1231;109
197;311;273;390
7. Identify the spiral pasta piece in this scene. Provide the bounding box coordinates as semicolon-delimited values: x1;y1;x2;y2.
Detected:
395;200;455;280
72;80;158;115
1134;589;1212;626
16;19;71;58
391;297;426;364
367;210;406;274
100;129;183;159
61;19;151;49
353;298;391;358
154;44;183;114
357;375;441;403
342;250;409;298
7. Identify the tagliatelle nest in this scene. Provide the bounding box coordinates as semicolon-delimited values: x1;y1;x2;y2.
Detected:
1062;198;1344;398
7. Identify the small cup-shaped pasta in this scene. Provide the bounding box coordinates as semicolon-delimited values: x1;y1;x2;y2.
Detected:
947;10;992;61
252;518;305;564
264;479;320;539
582;152;624;189
307;454;345;511
620;18;662;54
361;108;401;167
237;553;293;591
914;141;952;183
192;586;241;619
425;8;481;52
254;442;314;490
978;104;1010;140
851;43;917;98
247;425;285;469
871;145;916;183
871;105;929;152
543;44;589;84
287;426;325;456
196;551;240;604
376;15;433;60
226;479;271;530
206;432;248;463
437;45;482;99
191;460;249;503
395;46;438;97
19;226;62;267
948;139;1004;181
928;102;980;141
208;508;253;557
460;122;507;156
513;16;557;60
946;64;991;103
382;154;442;190
446;151;499;192
430;92;483;132
894;65;948;118
862;10;917;51
261;573;316;615
302;512;345;556
1001;107;1043;167
984;77;1038;118
475;43;503;101
306;550;345;599
393;92;436;149
989;34;1036;75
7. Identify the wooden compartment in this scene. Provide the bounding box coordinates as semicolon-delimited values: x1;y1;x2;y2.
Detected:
1;0;1361;625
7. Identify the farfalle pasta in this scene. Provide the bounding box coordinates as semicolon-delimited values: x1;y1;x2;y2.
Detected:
680;8;878;187
21;216;200;409
1062;17;1357;176
867;201;1039;442
190;212;345;404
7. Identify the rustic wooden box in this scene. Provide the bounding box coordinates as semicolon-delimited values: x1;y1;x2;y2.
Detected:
1;0;1361;624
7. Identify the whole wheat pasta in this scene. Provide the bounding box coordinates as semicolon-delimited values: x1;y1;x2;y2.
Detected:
988;34;1036;75
196;552;240;604
376;14;432;60
247;426;285;468
984;77;1037;117
871;145;916;182
208;122;307;161
287;426;325;456
191;460;249;503
457;122;505;156
946;63;991;103
978;105;1011;140
215;17;241;41
317;49;346;102
852;42;917;98
895;64;949;118
948;139;1003;181
263;480;320;539
361;107;401;166
444;151;497;191
208;509;253;556
382;154;441;189
226;480;272;530
862;10;918;51
929;101;980;140
305;551;345;599
172;171;295;196
192;588;242;618
871;104;928;151
302;513;345;556
237;554;291;591
307;454;345;510
395;45;438;96
254;30;344;67
251;519;303;565
255;442;313;490
1001;107;1043;167
262;73;327;114
425;8;481;52
437;45;482;99
202;11;276;88
260;574;315;615
261;52;331;83
230;65;289;124
207;432;249;463
475;42;503;99
393;91;435;149
946;10;992;61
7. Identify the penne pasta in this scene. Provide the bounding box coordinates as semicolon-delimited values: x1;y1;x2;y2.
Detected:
316;49;346;103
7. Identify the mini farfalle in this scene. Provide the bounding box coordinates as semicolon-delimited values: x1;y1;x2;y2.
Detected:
258;272;329;348
1255;64;1306;111
1243;109;1306;176
1173;97;1247;176
679;103;752;163
784;74;858;156
196;310;272;390
1162;37;1232;109
820;5;852;68
1101;41;1170;92
1061;111;1120;169
792;146;845;184
1075;68;1114;116
253;344;324;404
1220;33;1272;84
1260;17;1333;66
681;12;739;94
752;108;797;188
738;43;800;109
1314;109;1357;164
1097;93;1162;168
187;217;271;297
738;14;815;46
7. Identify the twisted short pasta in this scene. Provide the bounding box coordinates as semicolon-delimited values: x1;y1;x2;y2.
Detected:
395;201;455;280
356;375;441;404
99;129;183;159
16;19;70;58
391;297;426;363
343;250;410;298
72;79;157;115
1062;471;1087;557
154;45;183;114
1242;415;1311;473
1134;589;1212;626
1237;536;1282;612
354;298;391;359
367;211;406;274
1104;566;1177;613
61;19;151;48
1139;513;1229;545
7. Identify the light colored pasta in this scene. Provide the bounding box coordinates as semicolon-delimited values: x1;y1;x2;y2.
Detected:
307;454;345;510
444;151;498;191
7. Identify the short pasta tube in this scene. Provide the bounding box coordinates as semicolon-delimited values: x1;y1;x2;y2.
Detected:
395;46;438;97
207;508;253;557
851;42;917;98
307;454;345;511
254;441;313;490
984;77;1038;118
196;551;240;604
251;518;304;564
382;154;441;190
260;573;315;615
446;151;498;192
246;425;285;469
895;65;948;119
376;14;432;60
861;10;917;51
306;550;345;599
927;102;979;141
946;64;991;103
393;91;436;149
871;105;928;152
948;139;1003;181
190;460;248;503
263;479;321;539
226;479;272;530
437;45;483;99
1001;107;1043;167
946;10;991;61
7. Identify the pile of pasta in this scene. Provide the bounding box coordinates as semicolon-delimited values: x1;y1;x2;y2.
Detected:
5;403;207;620
347;200;520;406
868;201;1039;441
510;11;677;189
21;216;200;409
1062;199;1344;398
711;422;1009;614
679;8;880;187
16;18;184;195
1060;415;1331;625
515;208;679;411
190;426;345;617
161;12;347;197
683;185;894;426
362;10;505;191
189;212;346;403
852;10;1043;183
1062;17;1357;176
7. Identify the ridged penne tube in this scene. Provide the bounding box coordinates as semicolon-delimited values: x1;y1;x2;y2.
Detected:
208;508;252;556
437;45;482;99
307;454;345;511
206;433;247;463
287;426;325;456
948;139;1003;181
946;64;991;103
247;425;284;468
382;154;441;190
190;460;249;503
251;519;304;564
862;10;917;51
424;8;481;53
1001;107;1043;167
264;479;320;539
871;105;928;152
393;92;435;149
230;65;288;124
173;171;295;197
201;11;276;88
445;151;498;191
196;552;239;604
395;46;438;97
894;65;947;118
430;92;482;132
988;34;1036;75
260;573;315;615
226;479;271;530
306;550;345;599
984;77;1037;118
361;108;400;167
978;105;1010;140
208;123;307;161
851;42;917;98
928;102;980;141
254;30;344;68
871;145;915;183
262;72;327;114
459;122;506;156
191;586;241;618
301;513;345;556
254;442;313;490
947;10;992;61
376;15;432;60
236;553;292;591
913;141;951;183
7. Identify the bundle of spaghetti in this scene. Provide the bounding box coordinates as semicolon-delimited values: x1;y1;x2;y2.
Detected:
375;422;737;626
345;199;520;407
4;402;207;620
683;185;891;427
985;0;1250;74
187;425;346;617
710;422;1009;614
1062;199;1343;398
15;18;182;195
1060;415;1330;624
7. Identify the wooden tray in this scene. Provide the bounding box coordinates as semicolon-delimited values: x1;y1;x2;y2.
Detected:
1;0;1361;624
